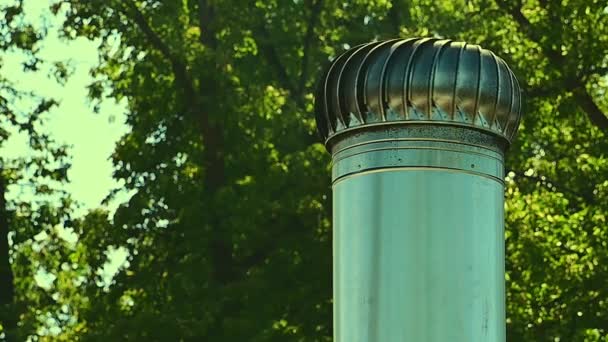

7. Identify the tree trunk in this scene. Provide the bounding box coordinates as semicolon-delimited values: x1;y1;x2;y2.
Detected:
0;171;16;341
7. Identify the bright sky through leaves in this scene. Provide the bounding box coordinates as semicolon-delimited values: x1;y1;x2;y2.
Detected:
0;0;128;215
0;0;130;293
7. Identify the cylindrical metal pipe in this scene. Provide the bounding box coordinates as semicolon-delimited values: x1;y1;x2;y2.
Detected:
315;38;522;341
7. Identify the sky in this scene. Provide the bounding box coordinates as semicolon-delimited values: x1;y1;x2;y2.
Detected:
0;0;130;215
0;0;131;289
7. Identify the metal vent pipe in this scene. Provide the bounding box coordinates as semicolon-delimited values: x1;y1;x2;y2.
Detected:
314;38;522;341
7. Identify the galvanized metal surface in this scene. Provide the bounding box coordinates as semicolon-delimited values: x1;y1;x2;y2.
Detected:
314;38;522;148
333;169;505;341
331;126;505;183
315;38;522;342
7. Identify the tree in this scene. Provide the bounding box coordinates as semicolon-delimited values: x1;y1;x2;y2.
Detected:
56;0;333;339
0;2;79;340
8;0;605;340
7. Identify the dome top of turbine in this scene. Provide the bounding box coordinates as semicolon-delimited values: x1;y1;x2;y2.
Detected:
314;38;522;146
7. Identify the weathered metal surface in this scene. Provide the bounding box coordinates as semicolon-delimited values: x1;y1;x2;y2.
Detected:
331;125;505;183
315;38;522;342
333;169;505;341
331;127;506;341
315;38;522;149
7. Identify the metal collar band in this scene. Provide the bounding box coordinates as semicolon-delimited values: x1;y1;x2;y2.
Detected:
331;125;505;184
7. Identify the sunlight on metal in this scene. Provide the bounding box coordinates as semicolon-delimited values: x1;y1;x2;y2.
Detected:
315;38;522;341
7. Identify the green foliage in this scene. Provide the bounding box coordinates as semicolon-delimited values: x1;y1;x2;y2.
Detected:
1;0;607;341
0;1;80;341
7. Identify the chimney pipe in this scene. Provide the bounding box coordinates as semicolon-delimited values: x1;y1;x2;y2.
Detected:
315;38;522;341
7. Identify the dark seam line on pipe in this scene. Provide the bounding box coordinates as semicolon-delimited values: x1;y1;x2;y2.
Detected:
332;146;505;164
332;138;504;157
369;173;382;341
332;166;505;186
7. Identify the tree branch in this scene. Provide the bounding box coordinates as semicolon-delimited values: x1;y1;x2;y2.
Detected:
0;171;17;342
122;0;196;102
495;0;608;129
569;81;608;129
256;23;304;109
122;0;229;287
587;66;608;77
387;0;404;36
298;0;323;93
198;0;217;49
525;85;559;98
507;169;594;203
196;0;224;193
